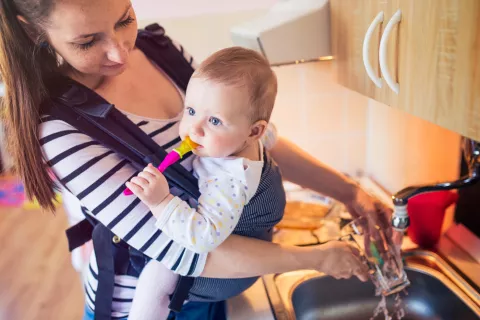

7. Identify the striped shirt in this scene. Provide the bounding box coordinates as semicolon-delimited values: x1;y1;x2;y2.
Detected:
39;39;201;318
40;111;203;318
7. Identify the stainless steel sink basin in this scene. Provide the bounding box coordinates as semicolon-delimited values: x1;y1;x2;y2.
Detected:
263;250;480;319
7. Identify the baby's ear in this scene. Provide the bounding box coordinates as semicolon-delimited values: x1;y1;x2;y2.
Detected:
249;120;268;141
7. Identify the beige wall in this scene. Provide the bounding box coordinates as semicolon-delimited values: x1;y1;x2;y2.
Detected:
366;99;461;194
270;61;461;194
132;0;276;20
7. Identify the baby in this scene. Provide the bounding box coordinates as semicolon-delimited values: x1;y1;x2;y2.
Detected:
126;46;280;319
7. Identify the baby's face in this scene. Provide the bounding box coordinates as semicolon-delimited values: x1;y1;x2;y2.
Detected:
179;77;253;158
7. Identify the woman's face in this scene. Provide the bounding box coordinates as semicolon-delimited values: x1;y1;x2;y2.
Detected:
45;0;138;77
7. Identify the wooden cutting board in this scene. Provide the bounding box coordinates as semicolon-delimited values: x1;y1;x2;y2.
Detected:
276;201;333;230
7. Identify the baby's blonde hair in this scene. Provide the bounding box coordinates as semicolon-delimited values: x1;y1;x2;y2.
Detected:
192;46;277;123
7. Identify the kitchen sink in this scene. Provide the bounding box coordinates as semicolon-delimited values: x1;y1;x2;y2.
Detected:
263;250;480;320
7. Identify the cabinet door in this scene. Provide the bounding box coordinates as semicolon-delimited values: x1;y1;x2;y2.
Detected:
382;0;480;140
330;0;384;99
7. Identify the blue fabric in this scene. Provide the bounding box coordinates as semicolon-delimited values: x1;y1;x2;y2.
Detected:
82;305;94;320
82;301;225;320
83;305;129;320
167;300;226;320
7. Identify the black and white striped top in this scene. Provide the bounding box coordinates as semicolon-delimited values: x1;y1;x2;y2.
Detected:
40;39;201;317
40;110;204;317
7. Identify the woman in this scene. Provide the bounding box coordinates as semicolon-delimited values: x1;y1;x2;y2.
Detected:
0;0;393;318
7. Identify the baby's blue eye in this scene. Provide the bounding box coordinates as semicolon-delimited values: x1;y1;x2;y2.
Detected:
187;107;195;116
209;117;222;126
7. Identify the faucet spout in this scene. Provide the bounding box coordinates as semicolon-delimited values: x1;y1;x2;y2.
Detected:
392;172;480;206
391;137;480;231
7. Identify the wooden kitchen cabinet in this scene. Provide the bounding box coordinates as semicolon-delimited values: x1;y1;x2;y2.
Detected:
330;0;480;141
330;0;382;100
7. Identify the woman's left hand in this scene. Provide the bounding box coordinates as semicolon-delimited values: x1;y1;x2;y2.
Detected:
344;186;394;256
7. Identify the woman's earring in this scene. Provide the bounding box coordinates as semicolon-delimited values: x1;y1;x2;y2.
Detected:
40;41;49;49
56;52;65;67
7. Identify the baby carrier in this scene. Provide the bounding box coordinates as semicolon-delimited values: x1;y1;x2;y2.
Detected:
46;23;199;320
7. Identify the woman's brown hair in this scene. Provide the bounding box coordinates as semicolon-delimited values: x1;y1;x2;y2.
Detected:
0;0;61;211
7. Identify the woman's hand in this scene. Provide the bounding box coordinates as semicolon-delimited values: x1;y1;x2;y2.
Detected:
125;163;171;209
313;240;369;281
345;186;394;257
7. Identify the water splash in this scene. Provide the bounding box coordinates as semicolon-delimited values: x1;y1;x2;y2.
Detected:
370;291;407;320
370;296;391;320
394;290;408;320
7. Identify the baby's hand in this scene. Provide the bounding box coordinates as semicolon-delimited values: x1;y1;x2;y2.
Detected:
126;164;170;208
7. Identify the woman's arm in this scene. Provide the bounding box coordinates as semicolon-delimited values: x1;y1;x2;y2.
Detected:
270;137;358;203
201;235;307;278
201;235;368;281
269;136;393;251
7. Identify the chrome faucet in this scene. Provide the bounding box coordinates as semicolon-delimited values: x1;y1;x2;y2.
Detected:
391;138;480;231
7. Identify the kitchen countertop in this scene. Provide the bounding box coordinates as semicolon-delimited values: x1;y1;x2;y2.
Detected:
227;279;275;320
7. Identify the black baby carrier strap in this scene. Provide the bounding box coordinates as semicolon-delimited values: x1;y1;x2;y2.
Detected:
48;23;199;319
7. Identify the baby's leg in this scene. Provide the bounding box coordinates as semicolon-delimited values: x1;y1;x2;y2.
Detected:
129;260;179;320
